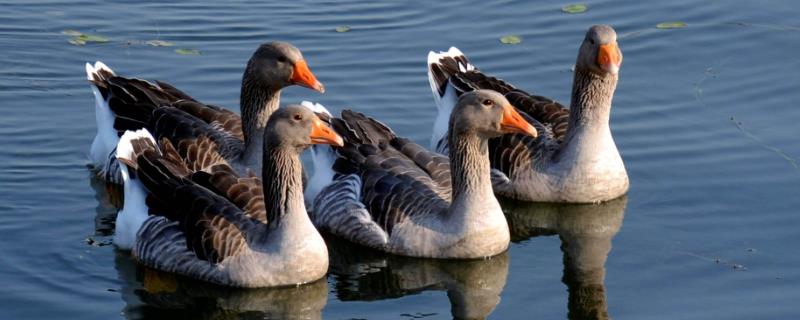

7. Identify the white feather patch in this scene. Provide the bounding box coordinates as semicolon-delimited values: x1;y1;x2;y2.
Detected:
426;47;475;152
116;129;156;162
114;129;157;250
430;82;457;152
304;144;338;207
300;100;332;116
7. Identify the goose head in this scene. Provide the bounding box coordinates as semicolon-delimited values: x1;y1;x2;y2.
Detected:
264;104;343;152
451;90;538;139
576;25;622;76
246;42;325;93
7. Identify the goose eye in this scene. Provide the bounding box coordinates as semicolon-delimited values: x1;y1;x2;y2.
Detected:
482;99;494;107
293;114;302;121
589;38;596;45
277;55;288;63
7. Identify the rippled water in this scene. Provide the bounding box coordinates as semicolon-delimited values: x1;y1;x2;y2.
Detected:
1;0;799;319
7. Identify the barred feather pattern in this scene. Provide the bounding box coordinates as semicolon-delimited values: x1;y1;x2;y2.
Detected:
314;110;451;242
133;149;258;266
134;216;247;286
311;174;389;249
149;107;244;165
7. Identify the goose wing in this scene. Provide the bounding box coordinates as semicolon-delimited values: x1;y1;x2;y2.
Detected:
94;71;245;155
128;139;263;266
148;107;243;169
312;110;450;249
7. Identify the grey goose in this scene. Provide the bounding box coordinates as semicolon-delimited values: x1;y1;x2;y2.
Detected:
114;104;342;287
310;90;537;259
428;25;628;203
85;42;324;185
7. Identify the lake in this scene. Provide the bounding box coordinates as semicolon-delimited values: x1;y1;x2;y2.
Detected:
1;0;798;319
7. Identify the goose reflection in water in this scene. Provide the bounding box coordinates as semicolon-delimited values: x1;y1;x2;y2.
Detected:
502;196;627;320
326;236;509;320
112;251;328;319
87;172;122;237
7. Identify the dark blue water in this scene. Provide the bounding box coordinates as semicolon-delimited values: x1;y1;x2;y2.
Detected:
1;0;799;319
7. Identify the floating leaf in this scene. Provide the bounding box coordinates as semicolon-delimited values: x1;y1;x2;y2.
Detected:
174;48;200;55
68;38;86;46
61;29;82;36
335;25;351;33
499;34;522;45
78;34;110;43
146;40;175;47
561;4;588;14
656;21;688;29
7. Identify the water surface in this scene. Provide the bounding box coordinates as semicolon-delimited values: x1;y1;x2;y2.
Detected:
1;0;799;319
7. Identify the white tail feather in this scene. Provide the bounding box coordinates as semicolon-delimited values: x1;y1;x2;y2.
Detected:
114;129;156;250
426;47;474;151
430;85;457;152
426;47;473;110
86;62;119;173
116;129;156;163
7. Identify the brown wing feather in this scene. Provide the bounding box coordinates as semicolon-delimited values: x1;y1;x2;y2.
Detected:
204;164;267;223
135;150;258;264
172;100;244;141
99;74;245;150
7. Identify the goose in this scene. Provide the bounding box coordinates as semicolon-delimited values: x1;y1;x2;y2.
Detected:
427;25;628;203
114;104;343;287
310;90;537;259
85;41;324;184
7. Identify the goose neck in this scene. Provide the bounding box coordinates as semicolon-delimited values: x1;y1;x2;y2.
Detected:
260;144;305;228
240;78;282;167
448;132;493;201
568;69;617;130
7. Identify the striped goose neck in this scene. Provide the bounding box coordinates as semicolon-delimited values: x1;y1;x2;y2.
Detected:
240;74;282;164
448;131;493;201
568;69;617;131
260;144;304;227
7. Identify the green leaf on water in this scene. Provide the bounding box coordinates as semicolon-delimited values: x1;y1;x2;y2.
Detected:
146;40;175;47
78;34;110;43
656;21;688;29
61;29;82;36
561;4;588;14
500;34;522;45
335;25;351;33
64;30;110;46
174;48;201;55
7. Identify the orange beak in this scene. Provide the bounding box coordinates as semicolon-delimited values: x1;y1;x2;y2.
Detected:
597;42;622;75
500;104;538;138
291;60;325;93
310;118;343;147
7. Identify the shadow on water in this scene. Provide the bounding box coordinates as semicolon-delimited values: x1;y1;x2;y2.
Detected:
113;251;328;320
326;236;509;320
502;196;627;320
